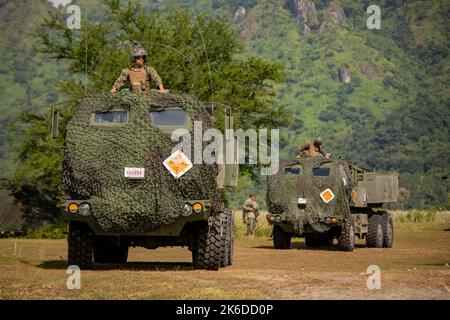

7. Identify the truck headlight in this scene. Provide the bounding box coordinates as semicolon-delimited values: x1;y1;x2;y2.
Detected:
192;203;203;213
78;203;90;216
182;203;193;216
68;203;78;214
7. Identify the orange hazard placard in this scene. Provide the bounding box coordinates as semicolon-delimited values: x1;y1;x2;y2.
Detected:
163;150;193;178
320;188;335;203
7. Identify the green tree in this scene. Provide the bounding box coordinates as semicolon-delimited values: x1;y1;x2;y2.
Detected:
9;0;289;224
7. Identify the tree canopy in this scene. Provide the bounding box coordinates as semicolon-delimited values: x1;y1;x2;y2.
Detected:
9;0;289;224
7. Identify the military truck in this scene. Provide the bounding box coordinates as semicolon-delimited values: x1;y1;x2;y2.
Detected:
266;141;398;251
51;91;238;270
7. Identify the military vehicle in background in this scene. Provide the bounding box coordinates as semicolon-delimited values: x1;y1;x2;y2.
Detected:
266;140;398;251
51;91;238;270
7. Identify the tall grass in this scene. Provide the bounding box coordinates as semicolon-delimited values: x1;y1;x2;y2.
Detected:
233;210;273;239
392;209;449;223
23;220;67;239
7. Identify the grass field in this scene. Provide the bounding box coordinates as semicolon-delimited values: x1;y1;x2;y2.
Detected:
0;212;449;299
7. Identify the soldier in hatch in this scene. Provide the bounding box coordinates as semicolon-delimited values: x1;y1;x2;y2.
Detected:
243;192;259;236
110;42;165;93
296;139;329;159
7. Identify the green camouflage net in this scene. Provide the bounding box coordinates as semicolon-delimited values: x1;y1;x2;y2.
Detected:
63;92;223;233
267;157;351;234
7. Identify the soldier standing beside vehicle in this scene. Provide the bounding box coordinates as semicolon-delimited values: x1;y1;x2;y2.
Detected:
243;192;259;236
110;42;165;93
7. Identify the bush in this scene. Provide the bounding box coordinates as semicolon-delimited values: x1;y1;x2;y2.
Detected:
397;209;437;223
24;220;66;239
412;210;424;222
233;211;272;239
426;207;437;222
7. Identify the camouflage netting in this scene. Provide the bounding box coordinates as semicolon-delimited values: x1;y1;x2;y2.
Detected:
63;92;223;233
267;157;351;234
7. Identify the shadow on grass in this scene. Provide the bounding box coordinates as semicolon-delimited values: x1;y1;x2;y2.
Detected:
417;262;450;267
37;260;194;271
443;228;450;232
253;242;367;251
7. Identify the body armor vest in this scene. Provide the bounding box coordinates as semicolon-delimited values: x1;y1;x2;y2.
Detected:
128;67;149;91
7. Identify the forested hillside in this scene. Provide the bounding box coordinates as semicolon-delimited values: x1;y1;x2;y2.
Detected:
0;0;448;216
0;0;68;177
190;0;450;208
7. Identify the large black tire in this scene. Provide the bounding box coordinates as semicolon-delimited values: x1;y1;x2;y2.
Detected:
273;225;291;249
366;213;384;248
67;221;93;269
222;209;234;267
93;237;129;264
381;212;394;248
192;212;223;270
227;212;234;266
338;217;355;251
220;210;231;268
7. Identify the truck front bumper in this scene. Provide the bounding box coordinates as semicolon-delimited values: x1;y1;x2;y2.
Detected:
62;199;213;236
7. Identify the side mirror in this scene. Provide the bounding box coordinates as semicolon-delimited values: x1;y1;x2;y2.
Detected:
51;108;59;139
223;108;239;187
224;139;239;187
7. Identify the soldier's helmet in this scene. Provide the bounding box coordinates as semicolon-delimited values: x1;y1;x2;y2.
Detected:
314;137;323;146
130;42;148;63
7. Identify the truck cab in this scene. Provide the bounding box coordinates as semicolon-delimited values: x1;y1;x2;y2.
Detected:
54;91;238;270
267;149;397;251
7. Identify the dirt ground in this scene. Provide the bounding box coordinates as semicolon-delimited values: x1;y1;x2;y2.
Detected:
0;221;449;300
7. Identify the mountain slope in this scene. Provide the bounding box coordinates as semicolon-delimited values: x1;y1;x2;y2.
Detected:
0;0;448;208
0;0;68;177
190;0;450;208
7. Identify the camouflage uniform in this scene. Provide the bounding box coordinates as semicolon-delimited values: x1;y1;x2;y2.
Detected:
111;42;164;92
112;65;163;92
243;197;259;236
296;139;328;158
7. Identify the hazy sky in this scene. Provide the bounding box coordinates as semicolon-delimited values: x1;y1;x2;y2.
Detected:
47;0;73;8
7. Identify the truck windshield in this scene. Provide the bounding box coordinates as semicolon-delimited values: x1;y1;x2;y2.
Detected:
94;111;127;124
284;165;303;175
312;167;331;176
149;109;187;126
